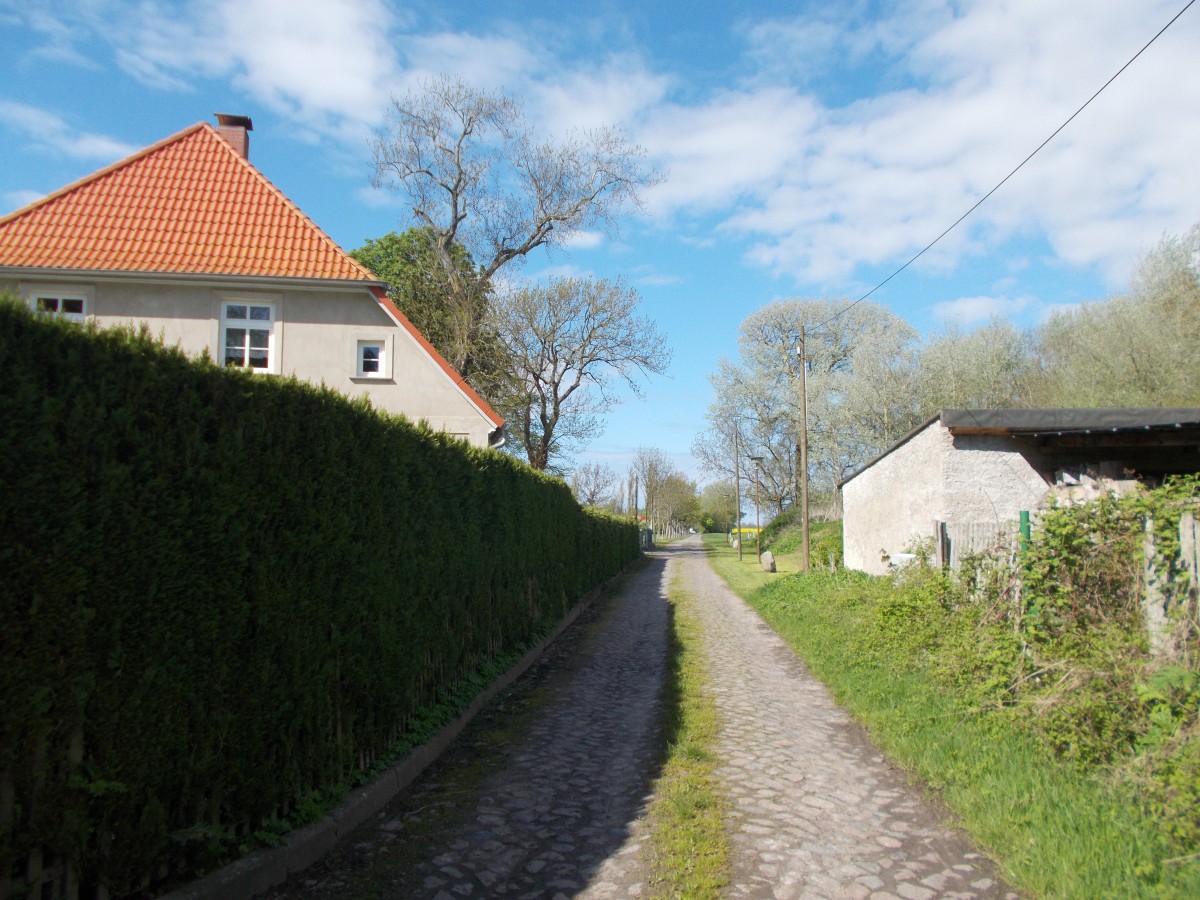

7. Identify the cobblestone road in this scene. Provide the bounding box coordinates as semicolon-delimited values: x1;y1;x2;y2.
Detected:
259;537;1016;899
677;538;1016;899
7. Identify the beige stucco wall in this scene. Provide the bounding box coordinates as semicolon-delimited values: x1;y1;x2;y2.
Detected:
841;419;1050;575
6;275;497;447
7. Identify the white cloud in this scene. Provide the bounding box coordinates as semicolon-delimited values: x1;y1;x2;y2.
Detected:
641;0;1200;290
3;189;46;213
638;87;821;215
0;99;140;161
527;56;669;134
932;294;1033;325
637;273;684;287
520;263;593;283
84;0;404;141
398;30;540;98
10;0;1195;299
562;230;604;250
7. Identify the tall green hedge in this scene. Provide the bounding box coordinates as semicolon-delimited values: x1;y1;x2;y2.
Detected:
0;300;639;895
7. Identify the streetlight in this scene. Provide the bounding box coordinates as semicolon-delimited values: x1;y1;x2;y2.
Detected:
749;456;764;562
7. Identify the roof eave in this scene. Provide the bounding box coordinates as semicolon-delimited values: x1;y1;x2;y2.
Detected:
1;265;385;293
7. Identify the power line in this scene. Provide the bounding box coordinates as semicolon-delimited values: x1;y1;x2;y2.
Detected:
813;0;1196;334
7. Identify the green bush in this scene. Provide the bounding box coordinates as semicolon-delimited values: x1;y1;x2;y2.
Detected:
0;299;638;895
795;478;1200;884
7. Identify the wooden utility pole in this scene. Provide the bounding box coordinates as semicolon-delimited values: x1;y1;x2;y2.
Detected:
750;456;764;562
734;429;743;561
797;330;810;572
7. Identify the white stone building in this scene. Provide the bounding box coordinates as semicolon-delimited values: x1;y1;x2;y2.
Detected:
840;408;1200;575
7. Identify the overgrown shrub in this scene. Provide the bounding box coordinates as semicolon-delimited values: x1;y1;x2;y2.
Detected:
826;477;1200;863
0;298;639;896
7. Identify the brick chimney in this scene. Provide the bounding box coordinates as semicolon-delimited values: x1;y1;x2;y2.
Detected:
214;113;253;159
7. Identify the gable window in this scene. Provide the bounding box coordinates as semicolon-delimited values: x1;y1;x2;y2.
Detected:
221;301;275;372
33;294;87;323
357;340;385;378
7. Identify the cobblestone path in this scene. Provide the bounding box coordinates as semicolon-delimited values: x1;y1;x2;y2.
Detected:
676;536;1016;899
260;552;672;899
259;537;1016;899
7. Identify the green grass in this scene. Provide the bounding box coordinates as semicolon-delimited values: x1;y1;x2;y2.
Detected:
644;570;731;898
702;533;1200;899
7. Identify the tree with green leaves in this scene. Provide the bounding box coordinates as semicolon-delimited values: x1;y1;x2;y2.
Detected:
1031;223;1200;406
695;298;918;514
914;318;1034;411
351;227;492;375
698;479;739;533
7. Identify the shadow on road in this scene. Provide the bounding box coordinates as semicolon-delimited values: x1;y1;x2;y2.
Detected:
259;548;678;898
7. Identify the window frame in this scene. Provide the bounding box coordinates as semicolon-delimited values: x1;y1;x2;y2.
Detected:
350;335;394;382
218;297;278;375
356;339;387;379
19;283;92;324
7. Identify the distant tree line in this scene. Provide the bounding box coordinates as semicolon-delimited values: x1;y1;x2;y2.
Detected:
693;223;1200;516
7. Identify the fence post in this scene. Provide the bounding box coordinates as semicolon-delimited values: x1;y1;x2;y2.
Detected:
934;520;949;569
1144;517;1171;659
1181;511;1198;593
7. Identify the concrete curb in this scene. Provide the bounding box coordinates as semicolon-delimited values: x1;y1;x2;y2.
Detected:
160;572;622;900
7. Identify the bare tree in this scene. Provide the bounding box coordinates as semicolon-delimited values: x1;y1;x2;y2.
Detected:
370;76;662;375
571;461;617;508
491;277;671;471
630;446;672;532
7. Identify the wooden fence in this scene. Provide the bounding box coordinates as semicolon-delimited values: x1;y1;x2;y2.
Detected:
933;519;1020;570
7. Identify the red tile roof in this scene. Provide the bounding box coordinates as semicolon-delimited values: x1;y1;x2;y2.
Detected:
0;122;376;282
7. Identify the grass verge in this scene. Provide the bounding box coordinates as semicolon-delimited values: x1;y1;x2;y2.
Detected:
703;533;1200;899
645;568;731;898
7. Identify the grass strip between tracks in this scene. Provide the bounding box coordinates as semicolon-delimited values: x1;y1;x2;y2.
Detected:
645;569;732;898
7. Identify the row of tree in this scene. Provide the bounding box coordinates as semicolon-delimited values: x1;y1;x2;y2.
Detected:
694;223;1200;516
569;449;704;536
355;76;669;473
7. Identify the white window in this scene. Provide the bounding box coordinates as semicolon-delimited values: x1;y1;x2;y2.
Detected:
221;301;275;373
33;294;87;323
356;340;386;378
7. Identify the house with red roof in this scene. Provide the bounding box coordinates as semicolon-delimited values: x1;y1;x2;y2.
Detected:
0;114;504;448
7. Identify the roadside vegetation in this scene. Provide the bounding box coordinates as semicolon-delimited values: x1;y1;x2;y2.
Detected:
645;573;731;898
704;481;1200;898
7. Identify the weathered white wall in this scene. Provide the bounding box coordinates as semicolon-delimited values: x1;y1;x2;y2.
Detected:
7;276;497;447
842;422;950;575
841;419;1050;575
941;433;1049;524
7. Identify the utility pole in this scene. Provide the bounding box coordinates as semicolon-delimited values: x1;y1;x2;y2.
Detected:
734;429;742;561
750;456;764;562
796;331;810;572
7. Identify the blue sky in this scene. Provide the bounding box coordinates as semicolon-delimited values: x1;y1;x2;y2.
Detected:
3;0;1198;485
